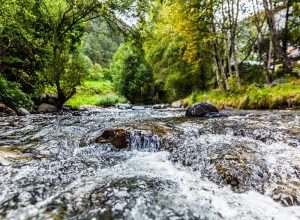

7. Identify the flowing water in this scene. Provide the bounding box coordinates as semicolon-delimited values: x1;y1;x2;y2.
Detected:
0;108;300;220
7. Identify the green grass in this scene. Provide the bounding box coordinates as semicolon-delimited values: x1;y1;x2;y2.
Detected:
185;78;300;109
66;80;127;108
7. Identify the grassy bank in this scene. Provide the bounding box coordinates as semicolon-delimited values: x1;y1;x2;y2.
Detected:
66;80;126;108
185;78;300;109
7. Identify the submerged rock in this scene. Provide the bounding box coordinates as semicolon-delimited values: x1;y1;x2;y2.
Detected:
38;103;58;113
186;101;219;117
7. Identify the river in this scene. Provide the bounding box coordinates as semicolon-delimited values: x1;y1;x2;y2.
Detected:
0;108;300;219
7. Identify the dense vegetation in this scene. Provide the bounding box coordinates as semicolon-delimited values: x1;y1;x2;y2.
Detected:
0;0;299;111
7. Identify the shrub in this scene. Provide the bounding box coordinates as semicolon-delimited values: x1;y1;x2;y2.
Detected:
0;75;33;110
96;95;127;106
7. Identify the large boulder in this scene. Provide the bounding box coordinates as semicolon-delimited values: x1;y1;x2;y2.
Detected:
171;100;184;108
186;101;219;117
0;103;16;116
17;108;30;116
38;103;58;113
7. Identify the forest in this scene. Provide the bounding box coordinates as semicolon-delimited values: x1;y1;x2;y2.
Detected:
0;0;300;112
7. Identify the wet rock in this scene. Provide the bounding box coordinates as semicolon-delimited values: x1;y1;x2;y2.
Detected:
171;100;184;108
0;103;16;116
132;106;145;110
152;104;168;109
96;128;130;149
0;146;31;165
17;108;30;116
204;112;225;118
186;101;219;117
95;123;172;151
272;180;300;206
38;103;58;113
115;103;132;110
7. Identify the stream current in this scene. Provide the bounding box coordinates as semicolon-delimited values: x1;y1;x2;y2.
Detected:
0;108;300;219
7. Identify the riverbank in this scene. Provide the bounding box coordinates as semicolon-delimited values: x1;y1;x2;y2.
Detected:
185;78;300;109
66;80;126;108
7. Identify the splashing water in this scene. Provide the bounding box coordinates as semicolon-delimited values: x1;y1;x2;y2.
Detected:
0;108;300;219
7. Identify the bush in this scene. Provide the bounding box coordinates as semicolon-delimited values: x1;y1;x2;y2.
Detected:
186;78;300;109
96;95;127;106
0;75;33;110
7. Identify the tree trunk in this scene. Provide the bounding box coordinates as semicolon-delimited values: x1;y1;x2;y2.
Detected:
263;0;292;73
233;43;241;88
283;0;292;54
266;38;272;82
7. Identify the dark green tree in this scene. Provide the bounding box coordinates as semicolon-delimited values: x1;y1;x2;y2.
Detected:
111;42;153;103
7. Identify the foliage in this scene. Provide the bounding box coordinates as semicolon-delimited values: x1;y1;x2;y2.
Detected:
66;80;126;108
83;19;123;67
0;75;34;110
186;78;300;109
87;64;113;81
110;42;153;103
96;95;127;107
143;0;215;101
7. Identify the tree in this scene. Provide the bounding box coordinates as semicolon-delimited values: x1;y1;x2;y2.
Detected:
262;0;292;73
111;41;153;103
143;0;215;100
39;0;148;107
0;0;48;109
82;19;123;67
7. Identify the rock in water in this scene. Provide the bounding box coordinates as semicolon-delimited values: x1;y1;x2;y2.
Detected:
115;103;132;110
95;128;130;149
38;103;58;113
152;104;168;109
17;108;30;116
0;103;16;116
186;101;219;117
132;106;145;110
